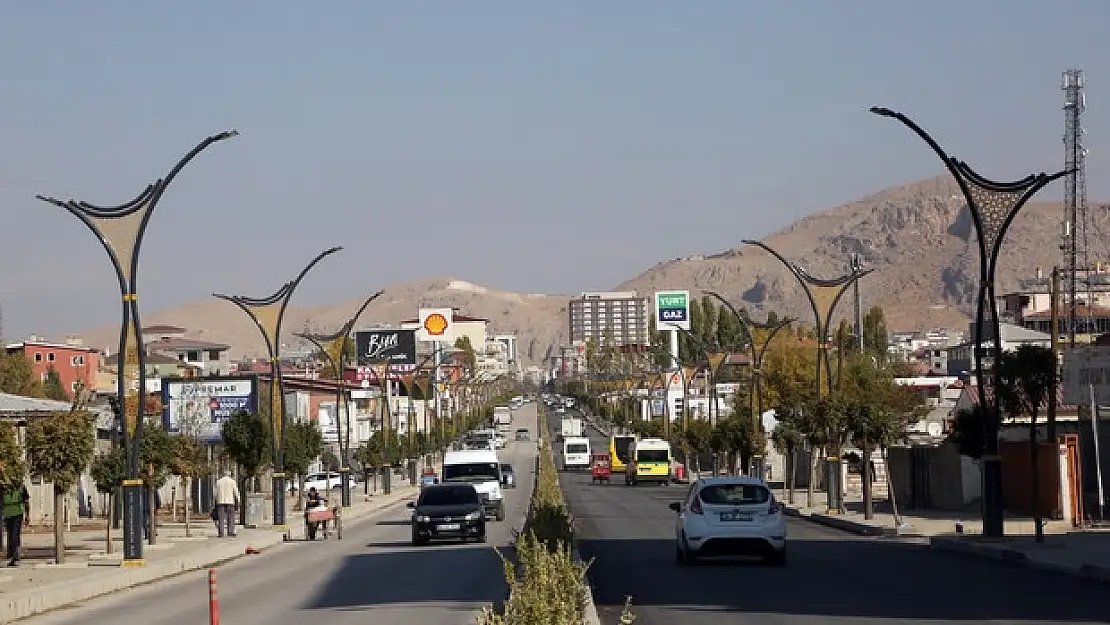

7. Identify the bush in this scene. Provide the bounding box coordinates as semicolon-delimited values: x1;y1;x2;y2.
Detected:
476;403;636;624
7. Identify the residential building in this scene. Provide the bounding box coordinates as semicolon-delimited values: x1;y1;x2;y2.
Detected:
945;322;1052;377
97;352;202;394
888;329;965;374
141;325;232;376
4;335;100;397
998;266;1110;338
568;291;651;347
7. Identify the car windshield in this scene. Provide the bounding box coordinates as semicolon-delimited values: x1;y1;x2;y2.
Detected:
419;486;478;506
444;462;500;482
500;464;513;474
566;443;588;454
699;483;770;505
637;449;669;463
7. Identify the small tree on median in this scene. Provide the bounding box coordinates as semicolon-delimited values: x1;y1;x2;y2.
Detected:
24;410;96;564
221;409;270;495
283;420;324;510
139;424;174;545
168;435;209;537
89;448;126;552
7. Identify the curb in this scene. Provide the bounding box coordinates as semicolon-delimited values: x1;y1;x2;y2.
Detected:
930;536;1110;584
783;505;897;537
0;488;420;624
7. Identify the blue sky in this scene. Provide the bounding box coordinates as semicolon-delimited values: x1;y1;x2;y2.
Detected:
2;1;1109;339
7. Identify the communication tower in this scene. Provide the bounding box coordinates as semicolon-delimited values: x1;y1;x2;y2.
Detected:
1062;69;1088;346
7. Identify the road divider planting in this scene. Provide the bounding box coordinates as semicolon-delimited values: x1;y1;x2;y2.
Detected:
477;403;632;625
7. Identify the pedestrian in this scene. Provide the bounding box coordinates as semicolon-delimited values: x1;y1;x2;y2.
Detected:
214;471;240;538
2;482;29;567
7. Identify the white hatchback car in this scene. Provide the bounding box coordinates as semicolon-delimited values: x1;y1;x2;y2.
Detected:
669;476;786;565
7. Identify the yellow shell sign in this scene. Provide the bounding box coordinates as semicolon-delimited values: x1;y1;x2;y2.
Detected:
423;313;449;336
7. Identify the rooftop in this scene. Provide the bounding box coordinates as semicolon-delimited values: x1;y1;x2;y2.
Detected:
1024;304;1110;320
147;337;231;351
5;340;100;354
142;325;186;334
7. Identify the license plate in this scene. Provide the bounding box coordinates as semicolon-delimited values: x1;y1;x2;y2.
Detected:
436;523;461;531
721;512;753;522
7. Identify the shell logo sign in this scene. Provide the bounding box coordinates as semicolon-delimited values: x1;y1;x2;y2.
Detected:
417;308;454;343
424;313;449;336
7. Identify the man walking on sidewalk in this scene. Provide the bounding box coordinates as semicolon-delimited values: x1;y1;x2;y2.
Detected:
214;471;240;538
2;482;29;566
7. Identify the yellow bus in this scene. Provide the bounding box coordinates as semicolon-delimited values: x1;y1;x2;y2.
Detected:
609;434;637;474
625;438;672;486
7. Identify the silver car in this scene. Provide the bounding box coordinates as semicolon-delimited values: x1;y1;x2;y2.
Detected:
500;463;516;488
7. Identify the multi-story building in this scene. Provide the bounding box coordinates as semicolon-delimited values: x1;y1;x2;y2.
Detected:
4;335;100;397
945;322;1052;377
998;266;1110;338
568;291;650;347
142;325;232;376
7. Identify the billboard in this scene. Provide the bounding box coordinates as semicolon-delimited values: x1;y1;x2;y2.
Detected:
161;376;259;442
417;308;454;343
355;329;417;366
654;290;691;331
1062;346;1110;405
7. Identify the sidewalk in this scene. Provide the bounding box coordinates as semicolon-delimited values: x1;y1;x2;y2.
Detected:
780;488;1110;584
0;484;419;624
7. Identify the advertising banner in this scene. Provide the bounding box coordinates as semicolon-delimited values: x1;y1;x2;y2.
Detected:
654;290;691;331
355;329;417;366
161;376;259;442
417;308;454;343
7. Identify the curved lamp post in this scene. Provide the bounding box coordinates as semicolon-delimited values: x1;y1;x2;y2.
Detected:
871;106;1069;537
704;291;796;478
294;290;383;507
214;246;342;530
38;129;238;566
742;240;871;513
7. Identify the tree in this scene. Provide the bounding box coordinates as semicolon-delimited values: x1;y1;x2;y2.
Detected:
862;306;889;360
947;406;985;460
771;420;802;503
712;415;765;475
139;424;175;545
454;336;478;374
995;344;1057;543
24;410;96;564
89;448;126;552
675;419;712;474
0;421;26;493
716;305;745;351
168;435;209;537
221;409;270;493
283;420;324;510
40;366;70;401
0;350;42;397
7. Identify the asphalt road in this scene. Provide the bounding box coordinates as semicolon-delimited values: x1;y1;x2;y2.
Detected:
25;405;539;625
555;408;1110;625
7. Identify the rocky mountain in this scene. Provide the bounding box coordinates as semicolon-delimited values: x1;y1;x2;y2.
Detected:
77;278;572;364
75;174;1109;363
619;175;1110;331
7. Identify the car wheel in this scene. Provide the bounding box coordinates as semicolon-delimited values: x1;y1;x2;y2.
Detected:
764;548;786;566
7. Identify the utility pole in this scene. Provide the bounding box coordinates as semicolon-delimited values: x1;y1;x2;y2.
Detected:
1049;267;1061;442
851;254;865;349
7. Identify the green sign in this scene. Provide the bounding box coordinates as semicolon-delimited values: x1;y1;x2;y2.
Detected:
654;290;690;331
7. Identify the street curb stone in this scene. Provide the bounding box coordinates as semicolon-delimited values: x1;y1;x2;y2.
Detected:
931;536;1110;584
783;505;897;537
0;489;418;624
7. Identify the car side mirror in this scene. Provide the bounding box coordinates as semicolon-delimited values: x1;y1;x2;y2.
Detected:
406;501;415;508
668;502;681;513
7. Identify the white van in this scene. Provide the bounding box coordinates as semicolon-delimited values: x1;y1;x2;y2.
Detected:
562;436;591;471
443;449;505;521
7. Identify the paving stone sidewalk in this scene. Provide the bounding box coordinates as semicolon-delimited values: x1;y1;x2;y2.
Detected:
0;484;420;624
780;488;1110;584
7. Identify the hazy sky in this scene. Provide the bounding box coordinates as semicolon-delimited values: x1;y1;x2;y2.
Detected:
3;1;1109;340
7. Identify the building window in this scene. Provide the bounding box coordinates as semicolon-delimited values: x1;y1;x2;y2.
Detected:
47;352;55;362
186;351;200;361
208;350;220;361
34;352;43;362
72;355;85;366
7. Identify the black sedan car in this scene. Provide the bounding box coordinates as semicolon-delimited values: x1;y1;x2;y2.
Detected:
408;483;486;545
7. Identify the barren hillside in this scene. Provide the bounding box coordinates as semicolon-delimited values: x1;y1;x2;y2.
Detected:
75;174;1110;361
618;175;1110;331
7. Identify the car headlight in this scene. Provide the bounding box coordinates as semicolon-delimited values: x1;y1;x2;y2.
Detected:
415;515;430;523
464;511;481;521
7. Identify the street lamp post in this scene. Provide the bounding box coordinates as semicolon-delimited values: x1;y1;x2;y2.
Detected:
294;290;383;507
704;292;796;479
214;246;342;530
871;106;1068;537
742;240;871;514
38;130;238;566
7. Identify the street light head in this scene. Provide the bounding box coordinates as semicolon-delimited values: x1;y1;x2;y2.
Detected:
869;106;896;118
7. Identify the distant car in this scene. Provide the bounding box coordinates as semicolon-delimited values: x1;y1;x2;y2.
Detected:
514;428;531;442
408;483;486;545
290;471;341;492
500;463;516;488
670;476;786;566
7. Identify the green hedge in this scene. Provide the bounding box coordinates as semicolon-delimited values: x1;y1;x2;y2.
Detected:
477;403;634;624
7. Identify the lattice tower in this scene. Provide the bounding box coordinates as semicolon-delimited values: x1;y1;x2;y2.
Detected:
1062;69;1089;346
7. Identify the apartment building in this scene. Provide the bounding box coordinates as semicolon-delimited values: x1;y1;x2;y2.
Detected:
567;291;650;347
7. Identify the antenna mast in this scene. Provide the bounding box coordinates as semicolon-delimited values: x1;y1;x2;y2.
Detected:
1062;69;1088;347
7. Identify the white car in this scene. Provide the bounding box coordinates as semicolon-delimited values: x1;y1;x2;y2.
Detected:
669;476;786;565
291;471;342;493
